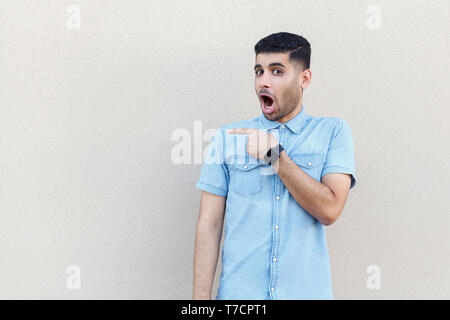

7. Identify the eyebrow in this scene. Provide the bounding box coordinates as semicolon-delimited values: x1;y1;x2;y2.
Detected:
254;62;286;71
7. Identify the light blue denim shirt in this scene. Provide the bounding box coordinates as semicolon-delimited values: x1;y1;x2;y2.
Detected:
195;105;356;300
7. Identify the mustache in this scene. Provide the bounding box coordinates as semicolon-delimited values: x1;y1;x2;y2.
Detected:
259;90;276;99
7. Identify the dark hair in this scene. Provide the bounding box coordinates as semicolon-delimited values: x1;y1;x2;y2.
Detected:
254;32;311;70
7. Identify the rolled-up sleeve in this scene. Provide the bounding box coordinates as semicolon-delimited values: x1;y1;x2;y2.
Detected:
321;119;356;189
195;127;229;197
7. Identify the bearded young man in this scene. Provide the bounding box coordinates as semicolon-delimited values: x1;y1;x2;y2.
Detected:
193;32;356;300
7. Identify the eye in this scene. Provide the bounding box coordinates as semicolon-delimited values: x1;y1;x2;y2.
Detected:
255;69;263;75
273;69;283;75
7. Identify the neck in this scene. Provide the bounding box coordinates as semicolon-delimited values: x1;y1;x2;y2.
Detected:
278;95;303;124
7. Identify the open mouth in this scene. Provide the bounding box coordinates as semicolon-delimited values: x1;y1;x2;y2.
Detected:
262;95;274;106
260;93;276;114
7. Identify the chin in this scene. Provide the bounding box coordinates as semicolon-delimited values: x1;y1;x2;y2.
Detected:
263;112;279;121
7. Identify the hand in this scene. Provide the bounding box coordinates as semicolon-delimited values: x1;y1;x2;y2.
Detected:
227;128;278;160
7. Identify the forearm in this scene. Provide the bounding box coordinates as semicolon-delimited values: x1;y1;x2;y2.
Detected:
193;223;222;299
274;152;336;225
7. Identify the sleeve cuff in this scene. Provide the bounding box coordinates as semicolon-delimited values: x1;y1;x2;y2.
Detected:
321;166;356;189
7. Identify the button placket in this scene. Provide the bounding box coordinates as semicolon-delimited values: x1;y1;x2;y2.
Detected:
269;179;279;297
279;126;285;148
268;128;284;299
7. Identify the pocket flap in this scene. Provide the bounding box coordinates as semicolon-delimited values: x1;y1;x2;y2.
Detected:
290;153;325;169
234;160;266;171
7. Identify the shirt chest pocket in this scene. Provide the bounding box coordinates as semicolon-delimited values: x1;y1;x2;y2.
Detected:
230;162;265;197
290;153;326;181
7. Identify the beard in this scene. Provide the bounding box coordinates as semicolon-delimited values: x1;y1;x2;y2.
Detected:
266;90;301;122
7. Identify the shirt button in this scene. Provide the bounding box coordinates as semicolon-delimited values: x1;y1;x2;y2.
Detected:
281;125;285;129
280;142;283;146
275;225;279;229
244;165;248;169
308;162;312;166
273;258;277;262
271;287;275;291
276;196;280;200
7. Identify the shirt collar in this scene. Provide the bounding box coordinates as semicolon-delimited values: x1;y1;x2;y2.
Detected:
258;105;307;134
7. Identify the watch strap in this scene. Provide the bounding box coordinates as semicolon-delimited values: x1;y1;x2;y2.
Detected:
264;144;284;165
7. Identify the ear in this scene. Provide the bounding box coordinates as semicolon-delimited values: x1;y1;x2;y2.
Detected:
299;69;312;90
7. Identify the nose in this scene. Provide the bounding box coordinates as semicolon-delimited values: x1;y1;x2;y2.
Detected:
258;71;272;90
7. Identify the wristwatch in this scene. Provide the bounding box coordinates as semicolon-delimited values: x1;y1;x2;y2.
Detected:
264;144;284;166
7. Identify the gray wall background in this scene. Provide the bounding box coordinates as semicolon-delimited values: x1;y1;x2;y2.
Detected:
1;0;449;299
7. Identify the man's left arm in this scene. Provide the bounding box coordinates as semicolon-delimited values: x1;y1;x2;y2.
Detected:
273;152;351;226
